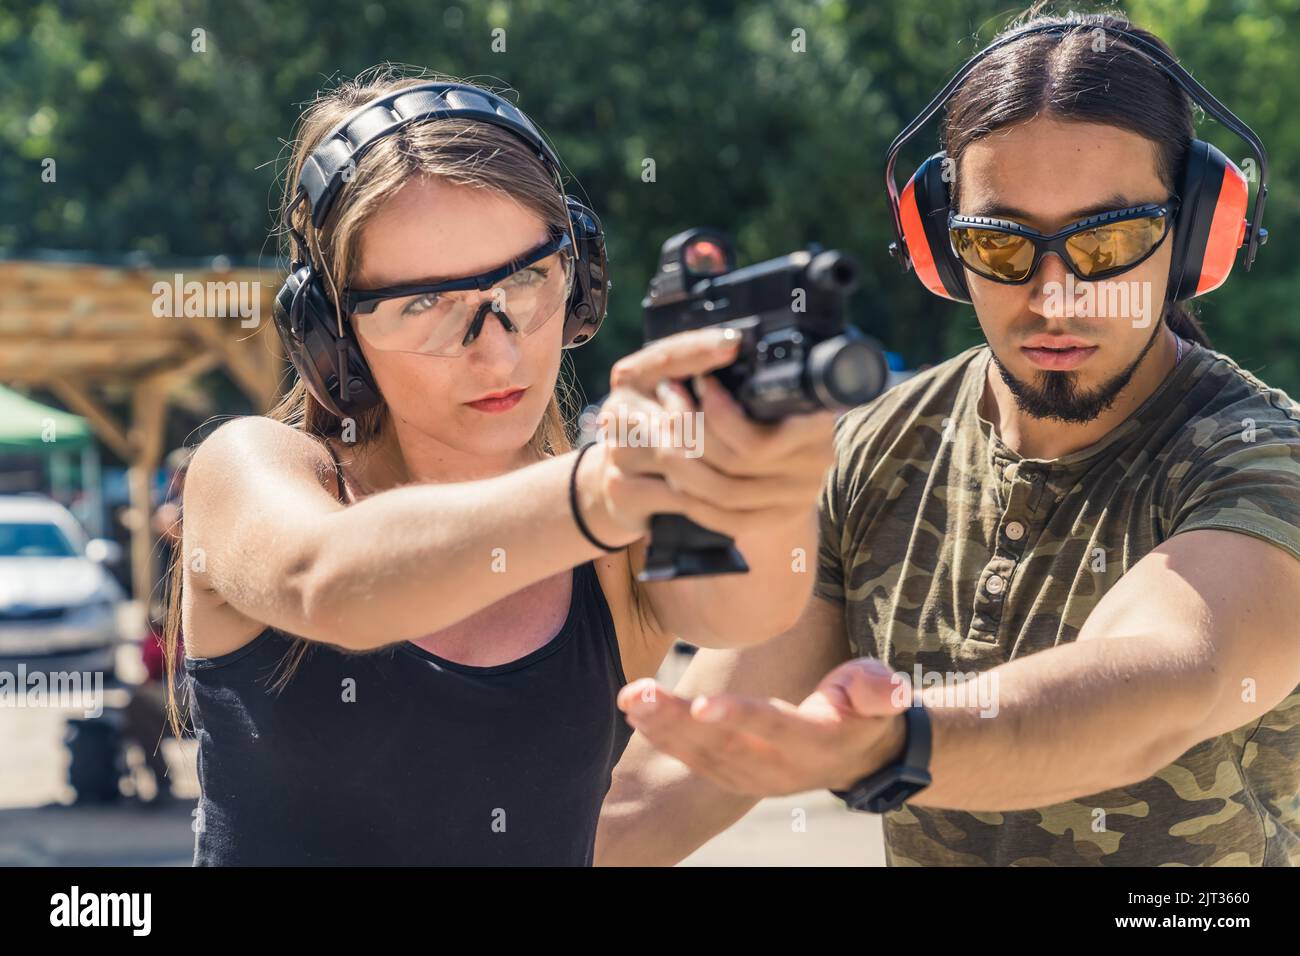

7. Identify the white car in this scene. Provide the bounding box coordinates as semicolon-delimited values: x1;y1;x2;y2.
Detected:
0;495;124;677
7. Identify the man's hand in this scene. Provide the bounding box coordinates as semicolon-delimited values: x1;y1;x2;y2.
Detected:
617;657;910;796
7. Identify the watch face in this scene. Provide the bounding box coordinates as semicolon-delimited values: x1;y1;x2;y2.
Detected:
867;778;926;812
840;706;932;813
847;767;933;813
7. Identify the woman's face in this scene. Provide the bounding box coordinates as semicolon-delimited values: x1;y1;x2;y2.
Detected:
349;176;566;459
956;115;1176;423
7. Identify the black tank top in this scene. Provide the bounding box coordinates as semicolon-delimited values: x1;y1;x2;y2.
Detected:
183;447;634;865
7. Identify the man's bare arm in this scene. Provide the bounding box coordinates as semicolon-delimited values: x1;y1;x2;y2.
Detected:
911;529;1300;810
603;529;1300;815
595;595;850;866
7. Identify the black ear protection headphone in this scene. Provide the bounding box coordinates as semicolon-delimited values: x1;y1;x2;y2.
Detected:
272;82;610;418
885;22;1269;304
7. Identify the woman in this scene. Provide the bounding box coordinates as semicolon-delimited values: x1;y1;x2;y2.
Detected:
161;67;837;865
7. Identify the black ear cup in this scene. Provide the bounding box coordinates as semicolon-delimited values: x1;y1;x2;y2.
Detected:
272;266;382;419
562;197;609;348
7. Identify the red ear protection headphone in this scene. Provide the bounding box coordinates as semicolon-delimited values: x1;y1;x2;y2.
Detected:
885;22;1269;304
272;81;610;419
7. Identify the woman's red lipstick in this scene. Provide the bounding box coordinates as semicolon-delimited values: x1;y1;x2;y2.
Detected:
465;387;527;413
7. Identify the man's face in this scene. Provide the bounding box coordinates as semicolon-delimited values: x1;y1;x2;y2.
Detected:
956;116;1175;423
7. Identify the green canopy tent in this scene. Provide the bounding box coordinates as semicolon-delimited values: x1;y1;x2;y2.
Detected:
0;383;104;535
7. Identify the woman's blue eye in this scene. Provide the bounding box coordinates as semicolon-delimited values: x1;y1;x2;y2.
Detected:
402;293;441;316
507;266;548;286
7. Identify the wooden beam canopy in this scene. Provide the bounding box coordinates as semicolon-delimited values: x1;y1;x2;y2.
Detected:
0;255;288;608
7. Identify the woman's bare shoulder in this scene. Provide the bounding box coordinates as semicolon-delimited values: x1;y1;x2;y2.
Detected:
191;415;330;466
182;417;342;659
187;416;340;502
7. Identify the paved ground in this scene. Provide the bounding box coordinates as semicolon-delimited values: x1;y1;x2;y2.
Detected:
0;627;883;867
0;802;197;867
661;646;884;866
680;793;882;866
0;675;201;866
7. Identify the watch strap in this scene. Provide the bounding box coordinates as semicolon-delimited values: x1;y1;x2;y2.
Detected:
832;703;932;813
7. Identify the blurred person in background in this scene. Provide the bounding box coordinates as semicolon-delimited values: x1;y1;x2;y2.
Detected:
121;446;193;805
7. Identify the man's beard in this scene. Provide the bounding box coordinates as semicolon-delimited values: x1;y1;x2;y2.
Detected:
990;320;1164;425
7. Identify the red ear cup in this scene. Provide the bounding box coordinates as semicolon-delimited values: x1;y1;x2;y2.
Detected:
1167;139;1250;301
899;152;970;302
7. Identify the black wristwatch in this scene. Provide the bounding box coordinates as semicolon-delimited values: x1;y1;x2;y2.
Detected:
831;703;932;813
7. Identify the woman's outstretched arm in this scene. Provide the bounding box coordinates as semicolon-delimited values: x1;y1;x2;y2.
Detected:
183;328;767;654
181;414;640;651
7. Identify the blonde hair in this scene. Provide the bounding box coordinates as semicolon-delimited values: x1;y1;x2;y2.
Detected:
161;65;585;735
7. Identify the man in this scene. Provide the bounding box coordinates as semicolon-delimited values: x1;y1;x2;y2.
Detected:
596;16;1300;866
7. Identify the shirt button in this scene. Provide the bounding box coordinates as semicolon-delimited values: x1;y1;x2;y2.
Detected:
986;574;1005;595
1003;463;1017;481
1005;521;1025;541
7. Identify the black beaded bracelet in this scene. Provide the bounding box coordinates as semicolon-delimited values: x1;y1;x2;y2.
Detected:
570;441;624;552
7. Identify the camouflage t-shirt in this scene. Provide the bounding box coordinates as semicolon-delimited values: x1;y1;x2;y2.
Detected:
815;339;1300;866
